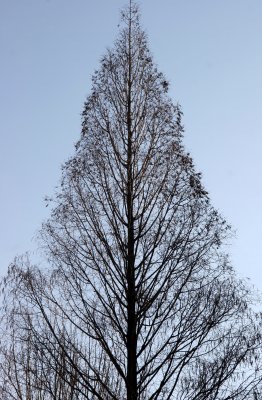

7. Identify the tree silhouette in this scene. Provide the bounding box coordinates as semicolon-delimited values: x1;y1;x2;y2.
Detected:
1;2;262;399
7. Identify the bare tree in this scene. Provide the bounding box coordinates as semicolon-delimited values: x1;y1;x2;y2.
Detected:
1;1;262;399
0;276;102;399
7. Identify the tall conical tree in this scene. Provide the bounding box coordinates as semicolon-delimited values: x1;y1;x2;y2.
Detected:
1;2;262;400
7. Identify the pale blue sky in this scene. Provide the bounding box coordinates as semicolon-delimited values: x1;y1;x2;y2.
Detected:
0;0;262;290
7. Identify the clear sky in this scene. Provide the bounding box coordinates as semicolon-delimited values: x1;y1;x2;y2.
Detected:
0;0;262;290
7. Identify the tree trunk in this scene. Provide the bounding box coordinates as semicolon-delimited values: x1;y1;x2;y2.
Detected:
126;21;137;396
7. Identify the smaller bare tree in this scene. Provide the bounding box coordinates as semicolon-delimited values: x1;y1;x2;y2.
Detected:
0;261;123;399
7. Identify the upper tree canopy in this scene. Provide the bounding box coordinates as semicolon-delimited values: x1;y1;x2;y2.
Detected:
1;2;262;400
